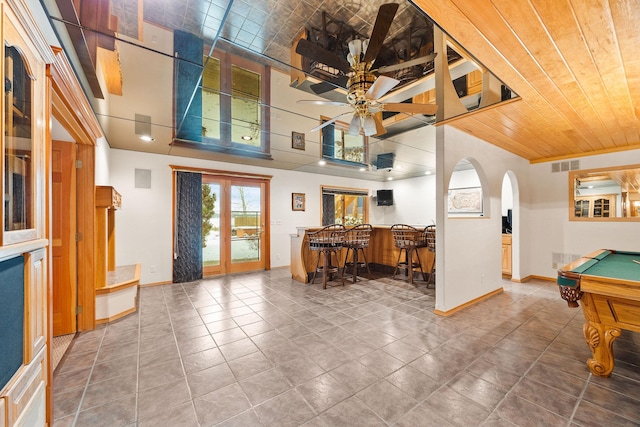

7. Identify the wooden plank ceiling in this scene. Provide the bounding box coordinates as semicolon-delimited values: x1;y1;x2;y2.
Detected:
413;0;640;162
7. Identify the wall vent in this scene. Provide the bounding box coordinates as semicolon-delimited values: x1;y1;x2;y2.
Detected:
551;163;560;173
135;168;152;189
560;161;570;172
570;160;580;170
134;114;152;136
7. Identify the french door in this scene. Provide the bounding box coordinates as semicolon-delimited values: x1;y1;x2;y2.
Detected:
202;175;269;276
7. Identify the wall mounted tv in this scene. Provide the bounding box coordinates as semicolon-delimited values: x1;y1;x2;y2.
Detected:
376;153;394;170
377;189;394;206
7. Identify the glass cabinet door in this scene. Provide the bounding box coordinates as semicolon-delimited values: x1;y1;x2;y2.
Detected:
4;45;33;233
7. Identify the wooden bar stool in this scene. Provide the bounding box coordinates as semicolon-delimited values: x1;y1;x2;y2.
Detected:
390;224;427;285
424;225;436;287
308;224;345;289
342;224;373;283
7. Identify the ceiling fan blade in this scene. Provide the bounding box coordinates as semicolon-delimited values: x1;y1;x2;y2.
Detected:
373;114;386;136
297;100;351;107
382;102;438;115
348;114;361;136
310;75;349;94
362;3;399;64
295;38;351;74
376;52;437;74
365;75;400;100
309;112;353;133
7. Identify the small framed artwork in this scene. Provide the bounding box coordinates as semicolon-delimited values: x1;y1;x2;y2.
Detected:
292;193;305;211
292;131;305;150
448;186;483;214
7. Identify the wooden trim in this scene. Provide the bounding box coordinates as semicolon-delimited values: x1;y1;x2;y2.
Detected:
530;143;640;164
434;287;503;317
76;145;96;331
95;264;140;294
139;280;173;288
169;164;272;180
524;275;556;283
50;47;103;145
95;305;136;325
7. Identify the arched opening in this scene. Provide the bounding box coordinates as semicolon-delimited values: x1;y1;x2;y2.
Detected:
501;171;520;280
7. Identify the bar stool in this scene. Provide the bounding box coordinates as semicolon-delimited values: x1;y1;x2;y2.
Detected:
342;224;373;283
308;224;345;289
390;224;427;285
424;225;436;287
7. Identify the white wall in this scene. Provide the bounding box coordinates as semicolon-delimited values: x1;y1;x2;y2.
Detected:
107;148;383;285
435;126;531;312
529;150;640;279
387;175;437;225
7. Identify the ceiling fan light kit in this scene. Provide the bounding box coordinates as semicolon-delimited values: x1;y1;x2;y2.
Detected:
296;3;439;137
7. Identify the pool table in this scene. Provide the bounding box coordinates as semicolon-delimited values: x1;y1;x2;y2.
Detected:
557;249;640;377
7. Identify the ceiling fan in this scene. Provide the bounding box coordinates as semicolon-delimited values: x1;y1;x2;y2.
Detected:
295;3;438;137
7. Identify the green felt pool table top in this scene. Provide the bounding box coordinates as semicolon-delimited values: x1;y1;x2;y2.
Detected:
562;249;640;282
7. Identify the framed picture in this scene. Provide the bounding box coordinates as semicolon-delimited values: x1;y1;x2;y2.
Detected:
292;131;305;150
448;186;483;214
292;193;305;211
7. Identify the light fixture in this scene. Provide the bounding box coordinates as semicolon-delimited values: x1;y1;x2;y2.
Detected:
359;167;367;172
139;135;155;142
387;177;393;181
425;171;432;175
241;135;253;141
318;160;326;166
362;115;377;136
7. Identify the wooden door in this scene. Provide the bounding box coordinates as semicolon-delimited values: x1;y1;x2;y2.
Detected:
202;176;269;276
52;140;77;336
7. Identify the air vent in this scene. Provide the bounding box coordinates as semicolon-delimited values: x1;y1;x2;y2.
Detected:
570;160;580;170
561;161;570;172
134;114;152;136
551;163;560;173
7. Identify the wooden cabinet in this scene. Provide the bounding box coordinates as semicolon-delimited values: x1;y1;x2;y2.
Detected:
95;186;121;286
574;195;615;218
502;234;512;276
23;249;46;362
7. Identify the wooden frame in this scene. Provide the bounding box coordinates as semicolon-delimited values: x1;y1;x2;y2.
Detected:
448;186;483;214
291;131;305;150
569;164;640;221
292;193;305;211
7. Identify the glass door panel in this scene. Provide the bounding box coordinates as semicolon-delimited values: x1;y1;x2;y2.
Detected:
202;182;221;275
230;184;264;272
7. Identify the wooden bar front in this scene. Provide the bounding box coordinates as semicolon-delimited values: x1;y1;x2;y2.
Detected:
290;225;434;283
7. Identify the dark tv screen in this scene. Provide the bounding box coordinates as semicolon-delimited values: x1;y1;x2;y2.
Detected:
377;189;393;206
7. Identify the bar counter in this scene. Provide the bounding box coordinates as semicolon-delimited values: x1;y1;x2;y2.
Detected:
290;225;435;283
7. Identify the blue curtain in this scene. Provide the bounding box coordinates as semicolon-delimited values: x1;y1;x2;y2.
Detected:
173;171;203;283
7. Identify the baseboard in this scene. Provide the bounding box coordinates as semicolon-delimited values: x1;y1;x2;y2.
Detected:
434;287;504;317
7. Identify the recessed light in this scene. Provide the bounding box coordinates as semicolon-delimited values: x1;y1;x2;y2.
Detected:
387;177;393;181
139;135;155;142
359;167;366;172
425;171;432;175
241;135;253;141
318;160;326;166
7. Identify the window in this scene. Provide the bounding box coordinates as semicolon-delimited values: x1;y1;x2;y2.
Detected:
173;30;271;158
321;117;367;165
201;53;268;155
321;186;368;226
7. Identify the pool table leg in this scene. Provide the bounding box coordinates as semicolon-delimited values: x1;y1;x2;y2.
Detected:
581;294;621;377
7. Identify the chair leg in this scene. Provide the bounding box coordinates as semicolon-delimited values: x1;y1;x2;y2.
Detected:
414;249;426;282
322;250;329;289
392;248;404;280
311;251;321;285
351;248;358;283
360;248;371;278
407;248;414;285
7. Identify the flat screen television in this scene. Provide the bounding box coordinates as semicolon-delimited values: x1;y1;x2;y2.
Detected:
377;189;393;206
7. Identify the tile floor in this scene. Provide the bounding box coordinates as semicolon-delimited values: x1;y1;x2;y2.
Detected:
53;270;640;426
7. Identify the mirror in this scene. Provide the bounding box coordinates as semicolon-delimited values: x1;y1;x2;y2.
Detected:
569;165;640;221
